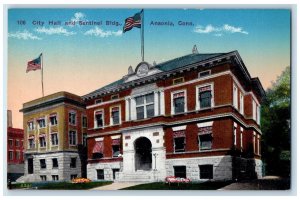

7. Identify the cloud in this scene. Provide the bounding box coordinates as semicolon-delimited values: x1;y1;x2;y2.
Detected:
194;24;248;36
223;24;248;34
84;27;122;37
68;12;86;27
35;27;76;36
8;30;41;40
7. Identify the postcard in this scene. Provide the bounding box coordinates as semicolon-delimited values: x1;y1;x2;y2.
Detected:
6;6;291;192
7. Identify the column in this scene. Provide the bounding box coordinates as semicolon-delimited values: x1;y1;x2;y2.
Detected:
125;98;130;121
154;91;159;116
130;97;136;120
159;89;165;115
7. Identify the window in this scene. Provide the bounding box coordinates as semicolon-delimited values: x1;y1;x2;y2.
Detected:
50;114;58;126
173;130;186;152
37;118;46;128
95;99;103;104
233;85;238;109
257;106;261;125
28;138;35;149
9;151;13;160
240;128;243;150
97;169;104;180
92;140;104;159
83;133;87;147
69;131;77;145
51;133;58;146
21;140;23;147
198;85;212;109
16;151;20;160
135;93;154;120
95;111;104;128
112;139;121;157
71;174;77;180
69;111;76;125
111;107;120;125
240;93;244;115
173;92;185;114
253;132;256;154
82;116;87;128
198;126;213;150
40;175;47;181
174;166;186;178
8;139;13;148
111;94;119;100
70;157;77;168
28;121;34;131
52;158;58;168
199;165;213;179
257;135;261;155
39;136;46;148
52;175;59;181
15;140;20;147
173;77;184;85
199;70;211;77
233;125;237;146
40;159;46;169
252;99;257;121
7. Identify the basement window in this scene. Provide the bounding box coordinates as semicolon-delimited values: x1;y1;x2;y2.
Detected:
40;159;46;169
97;169;105;180
199;165;213;179
174;166;186;178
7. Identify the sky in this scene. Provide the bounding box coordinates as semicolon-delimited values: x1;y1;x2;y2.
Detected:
7;8;291;128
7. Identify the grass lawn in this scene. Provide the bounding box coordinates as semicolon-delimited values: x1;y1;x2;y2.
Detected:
10;181;113;190
121;181;232;190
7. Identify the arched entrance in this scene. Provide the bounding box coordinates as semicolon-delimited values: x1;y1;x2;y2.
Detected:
134;137;152;171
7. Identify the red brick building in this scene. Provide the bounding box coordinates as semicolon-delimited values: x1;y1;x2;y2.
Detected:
7;110;25;182
7;127;24;164
82;48;265;182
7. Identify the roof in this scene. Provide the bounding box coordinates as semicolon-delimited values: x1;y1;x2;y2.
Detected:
156;53;226;72
84;52;226;98
20;91;85;113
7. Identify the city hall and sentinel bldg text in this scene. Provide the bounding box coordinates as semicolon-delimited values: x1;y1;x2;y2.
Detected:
20;48;265;182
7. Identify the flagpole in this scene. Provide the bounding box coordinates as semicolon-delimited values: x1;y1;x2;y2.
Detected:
141;9;144;62
41;53;44;97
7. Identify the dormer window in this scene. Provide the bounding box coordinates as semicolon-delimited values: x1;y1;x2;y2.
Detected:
199;70;211;78
173;77;184;85
95;99;103;104
111;94;119;100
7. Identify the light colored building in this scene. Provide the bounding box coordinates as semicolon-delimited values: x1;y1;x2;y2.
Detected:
19;92;87;182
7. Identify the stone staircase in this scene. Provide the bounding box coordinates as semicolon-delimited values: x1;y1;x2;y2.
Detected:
16;174;40;183
116;170;155;182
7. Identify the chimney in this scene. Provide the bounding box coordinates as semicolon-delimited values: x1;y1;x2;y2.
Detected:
7;110;13;128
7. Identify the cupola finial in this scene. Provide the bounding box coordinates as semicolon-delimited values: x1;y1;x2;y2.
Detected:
192;45;198;54
128;65;134;75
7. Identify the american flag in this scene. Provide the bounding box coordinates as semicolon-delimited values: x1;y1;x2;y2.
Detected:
26;53;42;73
123;10;143;33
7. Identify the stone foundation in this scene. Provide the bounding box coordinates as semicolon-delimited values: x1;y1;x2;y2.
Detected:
24;151;81;182
166;155;233;181
87;161;122;181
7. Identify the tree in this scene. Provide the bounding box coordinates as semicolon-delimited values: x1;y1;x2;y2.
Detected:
261;66;291;177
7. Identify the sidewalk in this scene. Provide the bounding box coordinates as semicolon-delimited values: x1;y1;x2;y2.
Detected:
90;182;145;190
219;176;290;190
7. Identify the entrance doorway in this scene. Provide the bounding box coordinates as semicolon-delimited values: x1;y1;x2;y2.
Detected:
28;158;33;174
134;137;152;171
